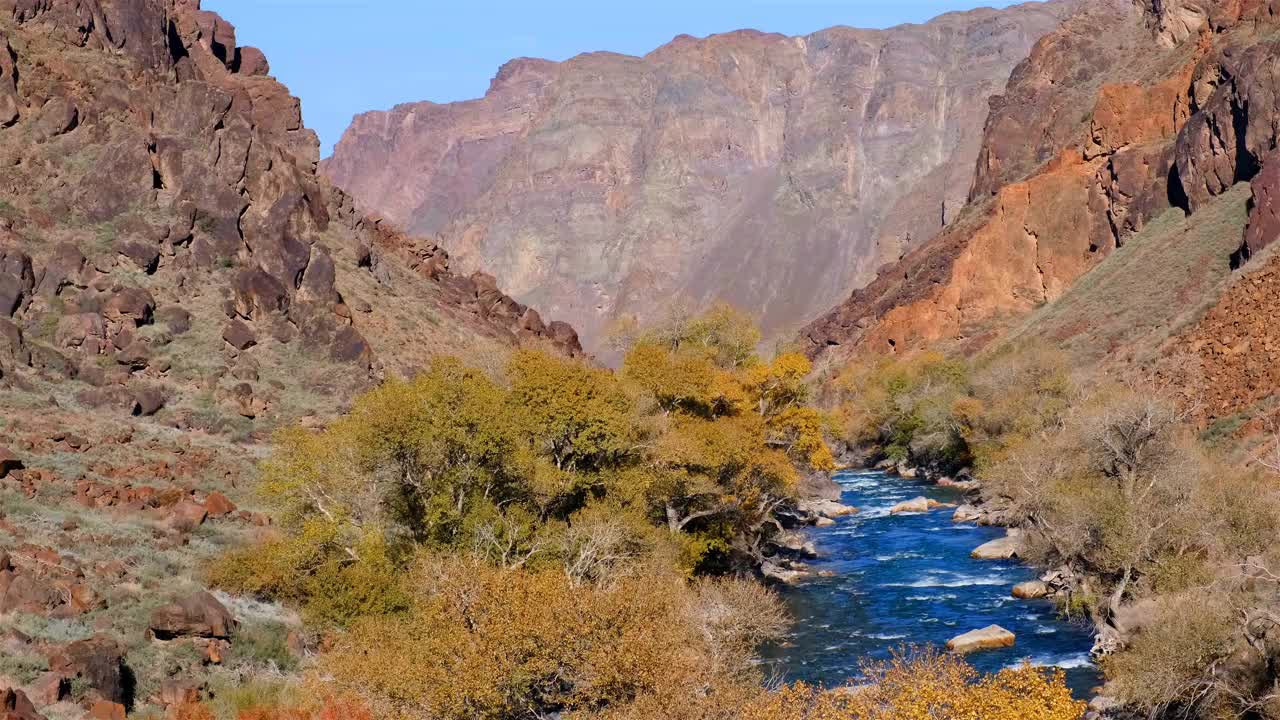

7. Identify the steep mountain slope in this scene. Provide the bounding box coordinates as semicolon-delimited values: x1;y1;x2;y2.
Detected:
0;2;580;715
0;0;581;410
323;1;1076;351
801;0;1280;384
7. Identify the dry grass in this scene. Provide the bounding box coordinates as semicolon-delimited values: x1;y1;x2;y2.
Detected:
1002;182;1251;363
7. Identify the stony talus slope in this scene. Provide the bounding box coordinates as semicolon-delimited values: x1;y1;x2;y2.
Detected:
0;1;578;715
323;1;1076;351
801;0;1280;426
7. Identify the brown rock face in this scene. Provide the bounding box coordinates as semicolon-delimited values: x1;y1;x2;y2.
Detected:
798;0;1279;361
46;637;125;705
1164;254;1280;425
0;0;582;416
149;591;237;640
324;3;1076;351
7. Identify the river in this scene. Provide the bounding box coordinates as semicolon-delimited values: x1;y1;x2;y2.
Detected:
764;469;1102;697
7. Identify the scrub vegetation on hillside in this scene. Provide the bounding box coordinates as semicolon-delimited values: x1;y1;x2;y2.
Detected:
831;347;1280;717
188;308;1085;720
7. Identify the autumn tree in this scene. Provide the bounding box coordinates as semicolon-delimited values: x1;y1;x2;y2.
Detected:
211;308;841;717
618;306;834;571
832;351;970;472
740;648;1084;720
324;556;787;720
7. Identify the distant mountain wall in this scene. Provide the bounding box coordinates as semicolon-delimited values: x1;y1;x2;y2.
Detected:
323;1;1076;351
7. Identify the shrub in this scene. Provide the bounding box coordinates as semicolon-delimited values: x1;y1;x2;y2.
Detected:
1102;592;1239;715
207;307;839;718
740;648;1085;720
202;678;305;720
208;530;410;628
172;692;371;720
0;649;48;684
226;620;299;673
831;352;971;474
324;556;786;720
213;306;836;624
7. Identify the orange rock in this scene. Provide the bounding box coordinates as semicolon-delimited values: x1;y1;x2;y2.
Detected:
169;500;208;533
89;700;125;720
203;492;237;518
157;680;201;707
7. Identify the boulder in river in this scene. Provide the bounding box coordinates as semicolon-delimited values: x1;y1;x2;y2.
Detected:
889;496;949;514
946;625;1015;653
971;532;1025;560
814;517;836;528
1012;580;1050;599
952;504;983;523
799;499;859;519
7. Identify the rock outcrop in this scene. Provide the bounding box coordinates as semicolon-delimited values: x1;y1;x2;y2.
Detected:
801;0;1280;370
0;5;582;717
0;688;45;720
0;0;582;419
324;2;1077;351
149;591;237;641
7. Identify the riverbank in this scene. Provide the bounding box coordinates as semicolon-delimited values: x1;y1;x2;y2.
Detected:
764;469;1101;697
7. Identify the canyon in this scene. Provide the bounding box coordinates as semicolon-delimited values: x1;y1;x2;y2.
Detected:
3;0;1280;718
323;1;1076;351
0;2;581;715
802;0;1280;437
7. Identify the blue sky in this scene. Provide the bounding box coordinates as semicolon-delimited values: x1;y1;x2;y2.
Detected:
206;1;1019;156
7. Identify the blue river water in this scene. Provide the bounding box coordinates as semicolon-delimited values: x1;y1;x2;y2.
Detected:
763;469;1101;697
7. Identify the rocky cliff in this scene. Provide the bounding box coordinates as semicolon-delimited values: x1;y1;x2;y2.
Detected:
323;2;1076;351
0;4;581;714
801;0;1280;380
0;0;581;412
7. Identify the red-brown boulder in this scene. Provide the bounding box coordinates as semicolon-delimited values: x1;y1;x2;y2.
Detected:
0;572;59;614
168;500;207;533
235;46;270;76
87;700;124;720
0;447;21;478
1244;152;1280;261
46;636;124;705
102;288;155;326
203;491;236;518
0;688;44;720
156;680;201;708
222;320;257;350
26;673;66;706
149;591;237;640
130;384;165;416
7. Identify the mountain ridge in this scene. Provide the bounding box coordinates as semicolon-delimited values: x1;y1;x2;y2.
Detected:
322;0;1079;352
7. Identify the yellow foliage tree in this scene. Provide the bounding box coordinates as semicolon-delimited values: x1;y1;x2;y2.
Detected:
324;556;788;720
741;649;1085;720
